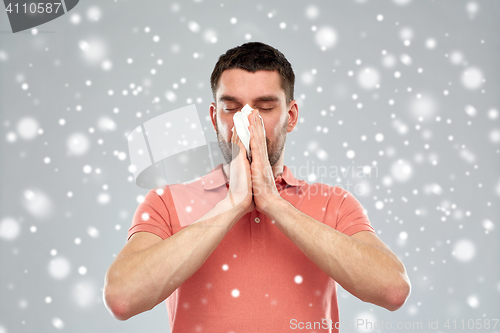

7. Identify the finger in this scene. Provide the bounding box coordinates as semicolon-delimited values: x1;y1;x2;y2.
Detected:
236;135;247;160
254;109;265;142
252;110;259;134
249;111;259;143
249;124;259;158
231;126;237;143
247;109;255;126
231;130;242;162
233;137;251;179
250;110;266;156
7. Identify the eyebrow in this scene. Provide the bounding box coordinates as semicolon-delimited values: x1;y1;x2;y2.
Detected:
218;94;281;103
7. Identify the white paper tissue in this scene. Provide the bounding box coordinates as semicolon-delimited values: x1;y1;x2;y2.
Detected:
232;104;252;159
232;104;265;161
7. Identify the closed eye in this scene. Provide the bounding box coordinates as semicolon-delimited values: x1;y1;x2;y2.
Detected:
226;107;273;112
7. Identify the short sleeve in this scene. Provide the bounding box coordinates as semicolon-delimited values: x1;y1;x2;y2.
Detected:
335;190;375;236
128;189;173;240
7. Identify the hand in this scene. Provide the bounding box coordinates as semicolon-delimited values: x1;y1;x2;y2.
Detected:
226;125;254;216
248;109;282;213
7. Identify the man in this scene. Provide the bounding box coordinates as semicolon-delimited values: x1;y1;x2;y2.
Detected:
103;42;411;332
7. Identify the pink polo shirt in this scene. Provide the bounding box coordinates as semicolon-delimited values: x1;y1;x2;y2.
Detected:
129;164;375;333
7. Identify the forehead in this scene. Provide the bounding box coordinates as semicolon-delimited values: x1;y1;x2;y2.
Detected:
216;69;285;100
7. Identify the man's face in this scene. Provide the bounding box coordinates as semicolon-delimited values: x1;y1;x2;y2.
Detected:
210;69;297;166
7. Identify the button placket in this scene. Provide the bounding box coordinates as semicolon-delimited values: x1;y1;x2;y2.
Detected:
250;210;264;252
250;211;264;252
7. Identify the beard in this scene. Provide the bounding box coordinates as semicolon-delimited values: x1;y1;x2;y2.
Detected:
215;115;288;167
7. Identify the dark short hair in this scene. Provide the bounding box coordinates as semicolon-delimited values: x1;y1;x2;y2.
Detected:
210;42;295;104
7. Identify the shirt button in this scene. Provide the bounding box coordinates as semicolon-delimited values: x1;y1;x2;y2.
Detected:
254;217;260;223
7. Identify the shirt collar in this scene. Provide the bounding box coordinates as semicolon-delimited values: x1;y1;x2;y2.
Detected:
202;164;305;190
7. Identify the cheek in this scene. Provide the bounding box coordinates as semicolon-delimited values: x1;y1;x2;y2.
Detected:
268;119;284;138
217;116;234;139
267;111;288;137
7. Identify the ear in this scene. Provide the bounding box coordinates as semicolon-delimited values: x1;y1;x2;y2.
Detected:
209;102;217;133
286;100;299;133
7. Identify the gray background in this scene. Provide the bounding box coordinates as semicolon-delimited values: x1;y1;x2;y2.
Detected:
1;0;499;332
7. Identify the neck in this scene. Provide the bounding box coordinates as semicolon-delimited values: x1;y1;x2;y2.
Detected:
271;161;284;179
271;148;285;178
